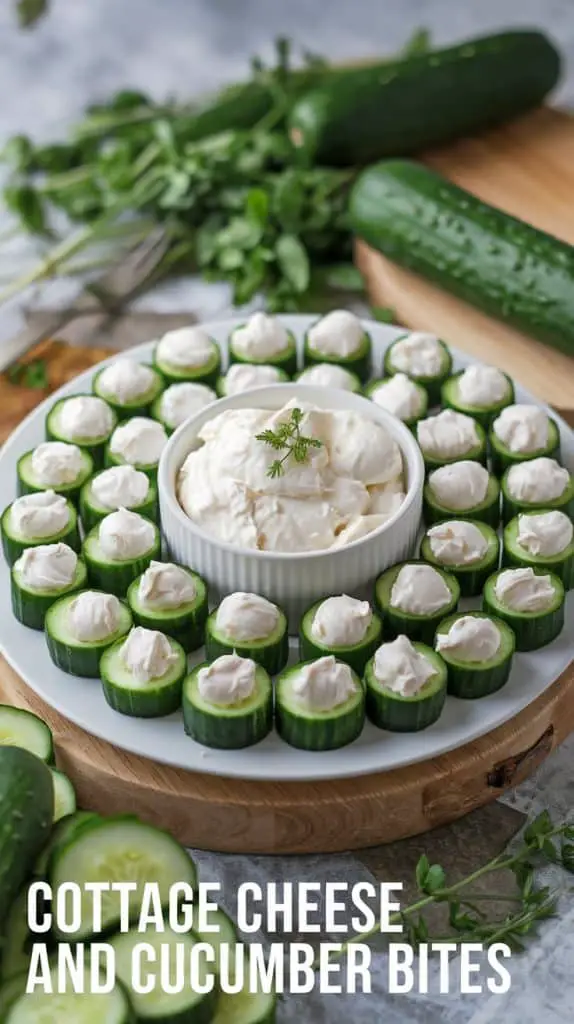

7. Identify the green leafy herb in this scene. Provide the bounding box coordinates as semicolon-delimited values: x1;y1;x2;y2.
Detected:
7;359;49;390
256;406;323;478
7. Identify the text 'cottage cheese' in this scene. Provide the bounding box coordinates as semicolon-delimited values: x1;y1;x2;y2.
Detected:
68;591;121;642
517;511;573;558
198;653;257;706
177;400;405;552
291;655;356;711
232;313;290;360
156;326;215;369
436;616;500;662
91;466;150;511
506;458;569;504
139;562;196;610
307;310;364;358
492;404;549;453
11;491;70;539
373;635;435;696
120;627;177;683
311;595;372;647
215;593;279;642
427;521;489;565
98;359;156;404
31;442;84;486
15;543;77;590
494;568;556;612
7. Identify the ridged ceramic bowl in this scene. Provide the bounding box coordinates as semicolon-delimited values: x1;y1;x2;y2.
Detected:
159;384;424;624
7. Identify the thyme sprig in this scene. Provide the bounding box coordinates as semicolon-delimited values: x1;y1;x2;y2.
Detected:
256;406;323;478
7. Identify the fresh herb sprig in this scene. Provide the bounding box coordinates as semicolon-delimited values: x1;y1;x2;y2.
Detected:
256;406;323;478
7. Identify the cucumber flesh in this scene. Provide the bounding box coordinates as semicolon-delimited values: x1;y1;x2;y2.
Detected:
51;768;77;823
5;965;131;1024
435;611;515;699
275;661;365;751
212;986;277;1024
11;556;88;631
0;706;54;763
194;907;238;974
483;570;565;651
183;664;273;750
364;644;447;732
34;811;101;878
17;448;94;501
46;395;117;468
100;635;187;718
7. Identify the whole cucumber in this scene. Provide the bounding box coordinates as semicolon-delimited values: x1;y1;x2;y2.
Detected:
349;159;574;357
289;31;561;165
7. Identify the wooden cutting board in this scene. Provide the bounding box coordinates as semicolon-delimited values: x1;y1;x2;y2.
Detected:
356;107;574;412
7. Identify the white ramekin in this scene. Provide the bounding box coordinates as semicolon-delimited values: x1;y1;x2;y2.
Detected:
158;384;424;624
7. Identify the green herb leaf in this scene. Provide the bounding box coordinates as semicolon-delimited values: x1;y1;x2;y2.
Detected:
524;810;554;846
423;864;446;894
246;187;270;225
415;854;429;891
255;407;323;477
4;185;48;236
276;234;310;293
8;359;48;389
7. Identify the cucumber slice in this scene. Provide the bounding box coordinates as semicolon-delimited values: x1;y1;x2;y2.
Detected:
374;561;460;645
489;417;560;475
229;327;298;377
212;985;277;1024
100;633;187;718
384;336;452;404
112;924;219;1024
275;660;365;751
105;425;167;482
503;514;574;591
0;887;32;982
17;447;94;505
419;521;500;598
501;466;574;524
45;591;133;678
364;643;447;732
50;817;197;941
205;603;289;676
483;569;565;651
1;499;80;568
299;600;382;674
46;394;117;468
303;328;371;383
154;338;222;387
364;376;428;430
423;473;500;529
93;362;164;420
435;611;515;698
183;663;273;750
83;521;161;597
0;706;54;763
51;768;77;823
417;419;488;473
441;370;514;428
80;473;158;533
34;811;101;878
127;568;208;654
5;965;131;1023
193;907;238;974
11;554;88;630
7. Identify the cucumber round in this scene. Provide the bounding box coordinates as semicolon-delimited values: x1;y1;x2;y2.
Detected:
0;705;54;763
441;369;514;428
489;416;560;475
83;520;161;597
364;376;428;429
483;569;565;651
100;632;187;718
229;326;298;377
364;643;447;732
45;591;133;678
435;611;515;698
303;326;371;382
383;335;452;404
51;768;77;823
11;552;88;630
299;600;382;674
212;985;277;1024
275;660;365;751
5;965;131;1023
154;337;222;387
416;418;487;473
127;568;208;654
46;394;117;468
17;447;93;504
501;465;574;524
216;365;290;398
193;906;238;974
93;361;164;419
1;498;80;567
50;816;197;941
205;603;289;676
80;472;159;532
184;662;273;750
423;473;500;529
503;513;574;591
374;561;460;645
105;422;168;481
34;810;101;879
419;520;500;598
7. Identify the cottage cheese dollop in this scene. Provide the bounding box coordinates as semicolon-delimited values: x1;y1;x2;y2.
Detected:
120;627;177;683
311;595;372;647
197;653;256;706
436;616;500;662
494;567;555;612
390;333;443;377
99;508;155;561
58;395;114;440
291;655;356;711
223;363;284;396
215;592;279;642
492;404;549;453
11;491;70;539
458;365;509;407
91;466;149;511
369;373;424;420
428;461;490;511
517;511;573;558
307;310;364;358
417;409;479;459
14;543;77;591
97;359;156;404
506;458;569;504
68;591;121;642
373;635;435;697
298;363;358;390
232;313;289;360
156;326;215;369
31;442;84;486
139;561;196;610
391;564;452;615
159;382;216;429
109;417;167;466
427;521;489;566
331;514;390;547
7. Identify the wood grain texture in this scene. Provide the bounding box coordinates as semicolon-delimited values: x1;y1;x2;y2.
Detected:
356;107;574;409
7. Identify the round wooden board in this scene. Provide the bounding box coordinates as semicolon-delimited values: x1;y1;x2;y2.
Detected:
1;655;573;855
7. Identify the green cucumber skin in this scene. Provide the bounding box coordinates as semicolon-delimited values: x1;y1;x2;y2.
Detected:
45;395;116;469
483;574;565;651
501;473;574;525
0;888;30;983
423;479;501;530
303;332;372;384
275;693;365;752
11;559;88;630
205;617;289;676
364;650;447;732
153;350;222;390
350;158;574;357
83;529;161;598
489;420;560;476
228;329;298;378
436;612;515;698
104;446;160;482
298;607;383;675
80;483;159;533
183;670;273;750
17;451;94;506
383;341;452;406
374;563;460;647
441;372;515;428
419;531;500;599
128;592;208;655
101;662;186;719
1;505;81;568
503;519;574;591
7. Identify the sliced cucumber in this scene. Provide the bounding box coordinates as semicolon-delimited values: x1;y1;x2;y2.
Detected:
0;887;32;982
299;600;382;674
503;513;574;591
46;394;117;468
212;985;277;1024
194;907;238;974
275;660;365;751
11;553;88;630
303;327;371;382
423;473;500;528
364;643;447;732
419;520;500;598
489;417;560;475
435;611;515;699
34;811;101;878
416;418;487;473
441;370;514;428
154;338;222;387
51;768;77;823
127;568;208;654
383;335;452;404
5;965;131;1024
105;423;168;482
183;663;273;749
501;465;574;524
80;472;158;533
229;327;298;377
93;362;164;419
0;706;54;764
83;521;161;597
483;569;565;651
17;447;94;504
50;816;197;941
205;603;289;675
45;591;133;678
374;561;460;645
112;924;218;1024
364;376;428;430
1;499;80;568
100;633;187;718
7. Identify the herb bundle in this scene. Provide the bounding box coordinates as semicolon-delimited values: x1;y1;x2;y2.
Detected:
256;406;323;478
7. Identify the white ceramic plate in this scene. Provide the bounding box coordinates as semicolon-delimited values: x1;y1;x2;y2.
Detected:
0;315;572;782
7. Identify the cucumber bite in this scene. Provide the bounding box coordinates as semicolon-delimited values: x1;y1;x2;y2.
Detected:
441;365;514;428
128;561;208;653
299;594;382;674
229;311;298;376
1;491;80;567
424;461;500;528
100;626;187;718
383;332;452;404
45;589;132;677
17;442;93;504
416;408;487;472
5;965;131;1024
11;542;88;629
364;635;447;732
151;379;217;433
490;404;560;474
375;561;459;645
419;520;500;598
80;464;158;532
106;416;168;480
184;654;273;749
216;362;290;397
304;309;371;382
483;566;565;651
93;357;164;419
0;704;54;762
153;324;222;386
365;373;428;429
45;393;117;467
34;810;101;878
503;510;574;590
51;767;77;822
501;457;574;524
276;656;365;751
297;362;361;392
205;591;288;675
83;507;161;596
435;611;515;698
